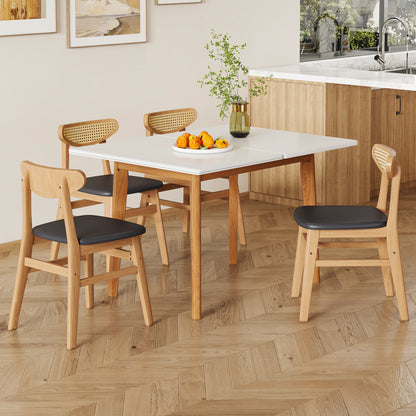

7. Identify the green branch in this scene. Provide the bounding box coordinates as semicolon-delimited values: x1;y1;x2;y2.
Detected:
197;29;271;119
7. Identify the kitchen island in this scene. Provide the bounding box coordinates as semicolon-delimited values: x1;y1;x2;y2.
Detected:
249;52;416;206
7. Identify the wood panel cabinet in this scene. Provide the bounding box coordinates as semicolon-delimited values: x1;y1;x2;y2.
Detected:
371;89;416;195
249;78;371;205
250;79;325;205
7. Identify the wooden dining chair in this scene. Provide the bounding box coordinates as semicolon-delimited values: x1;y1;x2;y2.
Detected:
9;161;153;350
143;108;246;244
50;119;169;267
291;144;409;322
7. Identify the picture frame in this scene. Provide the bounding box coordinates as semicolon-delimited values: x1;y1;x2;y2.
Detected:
0;0;56;36
155;0;201;4
67;0;146;48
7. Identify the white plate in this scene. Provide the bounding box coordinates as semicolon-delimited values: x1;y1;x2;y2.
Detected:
171;144;233;154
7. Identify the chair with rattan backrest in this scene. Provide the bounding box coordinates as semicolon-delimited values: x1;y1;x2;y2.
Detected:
291;143;408;322
143;108;246;243
9;161;153;350
50;119;169;271
143;108;197;136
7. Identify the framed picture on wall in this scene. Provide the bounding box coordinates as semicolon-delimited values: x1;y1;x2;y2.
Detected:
155;0;202;4
0;0;56;36
67;0;146;48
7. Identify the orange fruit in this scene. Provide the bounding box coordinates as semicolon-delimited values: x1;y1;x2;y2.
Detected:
183;132;191;139
215;138;229;149
199;131;214;149
176;134;188;148
189;135;201;149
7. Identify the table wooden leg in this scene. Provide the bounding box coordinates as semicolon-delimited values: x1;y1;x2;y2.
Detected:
190;175;201;320
300;155;316;205
300;155;320;283
229;174;239;265
183;187;190;234
108;163;128;297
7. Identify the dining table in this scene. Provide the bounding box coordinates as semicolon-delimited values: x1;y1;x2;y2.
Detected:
69;125;357;320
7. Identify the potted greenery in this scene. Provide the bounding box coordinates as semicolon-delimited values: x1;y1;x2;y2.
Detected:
198;30;269;137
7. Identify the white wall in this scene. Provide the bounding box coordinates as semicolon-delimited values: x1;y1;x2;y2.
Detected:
0;0;299;244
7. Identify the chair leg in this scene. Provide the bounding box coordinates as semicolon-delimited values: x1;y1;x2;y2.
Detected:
292;228;306;298
49;240;61;283
183;187;190;234
237;193;247;246
137;193;149;226
50;242;60;262
8;235;33;330
131;237;153;326
387;229;409;321
67;260;81;350
104;199;112;217
377;237;394;297
299;230;319;322
148;190;169;266
49;204;64;278
104;198;115;295
84;254;94;309
313;250;320;284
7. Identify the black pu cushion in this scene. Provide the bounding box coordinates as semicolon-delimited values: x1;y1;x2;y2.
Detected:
33;215;146;245
294;205;388;230
79;174;163;197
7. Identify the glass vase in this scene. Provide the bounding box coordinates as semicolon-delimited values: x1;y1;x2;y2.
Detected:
229;102;250;138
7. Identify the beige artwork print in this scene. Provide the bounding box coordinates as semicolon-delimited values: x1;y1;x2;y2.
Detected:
75;0;141;38
0;0;41;21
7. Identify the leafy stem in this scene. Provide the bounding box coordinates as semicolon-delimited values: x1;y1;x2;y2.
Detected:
197;30;270;119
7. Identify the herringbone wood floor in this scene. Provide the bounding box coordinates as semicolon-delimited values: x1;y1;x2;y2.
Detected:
2;192;416;415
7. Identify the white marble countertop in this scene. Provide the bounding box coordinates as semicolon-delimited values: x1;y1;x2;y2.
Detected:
249;51;416;91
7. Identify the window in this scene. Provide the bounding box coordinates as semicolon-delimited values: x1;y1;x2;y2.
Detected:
300;0;416;61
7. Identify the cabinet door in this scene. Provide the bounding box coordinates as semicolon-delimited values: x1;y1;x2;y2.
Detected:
325;84;372;205
397;91;416;186
371;89;398;194
371;89;416;192
249;78;326;204
249;79;371;206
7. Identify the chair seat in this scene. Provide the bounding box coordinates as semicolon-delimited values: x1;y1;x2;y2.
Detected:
294;205;388;230
33;215;146;245
79;174;163;197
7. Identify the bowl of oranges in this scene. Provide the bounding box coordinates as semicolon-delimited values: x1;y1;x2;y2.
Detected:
172;131;232;154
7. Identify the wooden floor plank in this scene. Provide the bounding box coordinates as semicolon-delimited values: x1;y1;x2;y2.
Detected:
1;195;416;415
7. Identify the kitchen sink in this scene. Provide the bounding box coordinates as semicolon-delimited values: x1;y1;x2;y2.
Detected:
386;67;416;74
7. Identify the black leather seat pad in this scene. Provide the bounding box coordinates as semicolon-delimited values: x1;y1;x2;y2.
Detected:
33;215;146;245
79;174;163;197
294;205;388;230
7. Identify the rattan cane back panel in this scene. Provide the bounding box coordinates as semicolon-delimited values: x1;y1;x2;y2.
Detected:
372;144;396;178
58;119;119;147
144;108;197;135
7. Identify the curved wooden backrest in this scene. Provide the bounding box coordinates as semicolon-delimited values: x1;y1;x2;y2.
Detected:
372;144;401;217
21;161;86;199
143;108;197;135
58;119;119;147
372;144;397;179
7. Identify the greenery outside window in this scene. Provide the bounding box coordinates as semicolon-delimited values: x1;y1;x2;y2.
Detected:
300;0;416;61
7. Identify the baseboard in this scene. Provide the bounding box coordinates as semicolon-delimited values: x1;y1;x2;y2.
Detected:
0;237;49;256
0;193;251;255
371;181;416;199
0;240;21;255
249;191;302;207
